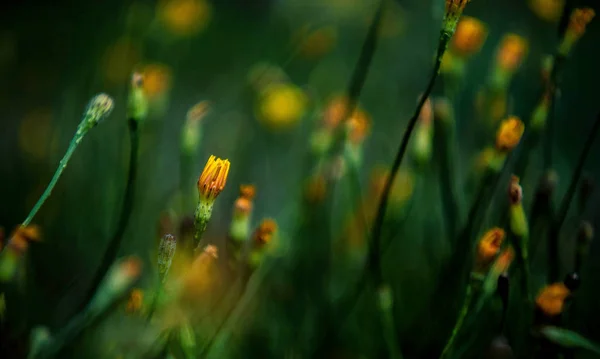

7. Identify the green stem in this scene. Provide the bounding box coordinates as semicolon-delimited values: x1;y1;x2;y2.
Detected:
543;0;571;170
81;119;140;308
146;285;162;324
22;127;88;227
549;112;600;281
440;284;473;359
315;31;452;356
369;32;450;284
433;109;460;242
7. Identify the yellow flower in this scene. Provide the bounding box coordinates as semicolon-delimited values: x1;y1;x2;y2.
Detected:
496;34;529;73
476;228;505;270
258;83;307;130
197;155;230;202
528;0;564;23
451;16;488;57
159;0;211;37
141;64;172;100
495;116;525;152
126;288;144;313
536;283;570;316
369;167;414;207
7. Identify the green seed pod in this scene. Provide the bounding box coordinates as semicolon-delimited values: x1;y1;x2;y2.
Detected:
158;234;177;283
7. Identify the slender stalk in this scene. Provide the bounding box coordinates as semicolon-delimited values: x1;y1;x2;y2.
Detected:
369;34;450;284
326;0;384;159
22;91;115;226
312;32;453;357
433;106;460;242
22;135;82;227
146;286;162;324
543;0;572;169
81;119;140;307
548;112;600;281
440;284;473;359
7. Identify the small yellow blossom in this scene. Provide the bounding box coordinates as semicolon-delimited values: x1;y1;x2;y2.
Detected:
452;16;488;57
258;83;308;130
197;155;230;202
496;116;525;152
528;0;564;23
496;34;529;74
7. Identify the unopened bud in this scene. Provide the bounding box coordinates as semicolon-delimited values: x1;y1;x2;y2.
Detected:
83;93;114;130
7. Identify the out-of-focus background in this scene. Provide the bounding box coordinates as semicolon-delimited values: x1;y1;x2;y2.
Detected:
1;0;600;357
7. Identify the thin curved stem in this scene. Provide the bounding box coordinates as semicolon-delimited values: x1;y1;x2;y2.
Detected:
440;284;473;359
81;119;140;308
22;128;87;227
369;34;449;284
549;112;600;281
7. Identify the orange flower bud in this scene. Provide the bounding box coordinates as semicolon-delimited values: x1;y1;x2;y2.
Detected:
322;96;369;137
197;155;230;202
567;8;595;38
444;0;471;32
253;219;277;245
452;16;488;57
7;225;41;256
492;247;515;274
496;34;528;73
496;116;525;152
476;228;506;269
535;283;570;316
233;185;255;217
559;8;595;55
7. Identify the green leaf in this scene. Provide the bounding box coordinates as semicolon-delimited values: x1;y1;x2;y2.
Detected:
540;326;600;355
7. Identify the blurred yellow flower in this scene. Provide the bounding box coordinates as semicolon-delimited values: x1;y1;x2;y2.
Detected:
496;116;525;152
369;167;414;206
451;16;488;58
258;83;308;130
496;34;529;74
295;25;338;59
103;37;140;85
158;0;212;37
528;0;564;22
140;64;172;100
536;283;570;316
